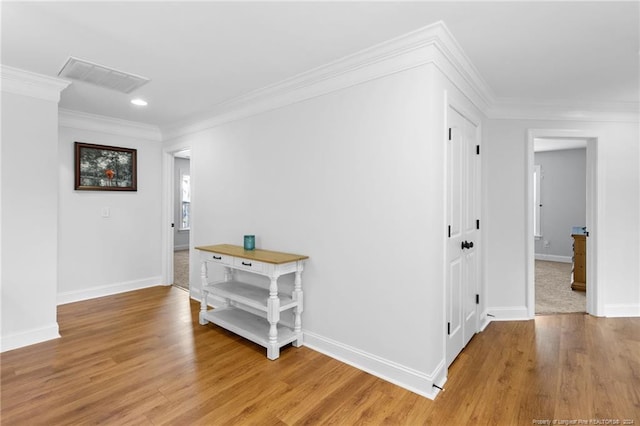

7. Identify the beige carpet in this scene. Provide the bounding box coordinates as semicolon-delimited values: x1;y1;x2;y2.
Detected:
174;250;189;291
535;260;585;314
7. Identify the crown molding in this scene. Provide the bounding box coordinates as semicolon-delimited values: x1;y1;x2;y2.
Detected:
59;109;162;141
161;21;495;141
0;64;70;103
488;98;640;123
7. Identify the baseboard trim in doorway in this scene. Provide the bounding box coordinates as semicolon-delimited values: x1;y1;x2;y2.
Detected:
534;254;572;263
486;306;529;321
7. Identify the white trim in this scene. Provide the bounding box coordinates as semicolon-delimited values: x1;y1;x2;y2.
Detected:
486;306;529;321
57;277;163;305
303;331;445;400
604;304;640;318
478;312;491;332
162;150;176;287
526;129;601;318
533;164;542;238
59;109;162;141
162;21;493;141
174;244;189;251
0;65;70;102
0;323;60;353
534;254;572;263
156;21;639;140
585;137;601;316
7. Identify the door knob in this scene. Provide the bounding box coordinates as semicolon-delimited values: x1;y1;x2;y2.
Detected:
461;241;474;250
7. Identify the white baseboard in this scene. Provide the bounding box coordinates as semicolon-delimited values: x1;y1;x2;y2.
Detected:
486;306;531;321
479;310;491;331
57;276;164;305
303;331;444;400
534;254;572;263
604;303;640;318
1;323;60;353
193;289;447;398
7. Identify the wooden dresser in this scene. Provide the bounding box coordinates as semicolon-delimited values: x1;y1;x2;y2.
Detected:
571;234;586;291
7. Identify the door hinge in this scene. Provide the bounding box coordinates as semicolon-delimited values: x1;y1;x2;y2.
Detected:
476;294;480;305
171;223;175;228
476;145;480;155
476;219;480;230
448;128;452;141
448;225;451;238
447;322;451;335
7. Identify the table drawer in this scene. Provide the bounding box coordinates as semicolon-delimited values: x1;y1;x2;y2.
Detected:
202;252;232;265
233;257;265;273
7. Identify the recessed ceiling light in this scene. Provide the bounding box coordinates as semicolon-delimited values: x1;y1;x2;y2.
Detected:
131;98;148;106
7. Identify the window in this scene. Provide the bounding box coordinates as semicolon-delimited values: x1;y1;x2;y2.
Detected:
533;164;541;238
180;173;190;230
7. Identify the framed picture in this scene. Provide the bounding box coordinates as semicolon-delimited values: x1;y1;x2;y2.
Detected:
75;142;137;191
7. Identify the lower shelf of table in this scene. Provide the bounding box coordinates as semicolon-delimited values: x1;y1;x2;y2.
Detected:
571;281;586;291
200;307;301;359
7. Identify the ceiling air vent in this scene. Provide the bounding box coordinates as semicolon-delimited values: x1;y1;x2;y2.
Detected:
58;56;150;93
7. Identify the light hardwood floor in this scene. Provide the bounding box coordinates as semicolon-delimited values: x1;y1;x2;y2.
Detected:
1;286;639;425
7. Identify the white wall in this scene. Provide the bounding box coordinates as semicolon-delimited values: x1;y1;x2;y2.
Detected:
167;64;455;395
534;148;586;259
174;157;190;250
1;87;65;351
486;119;639;318
57;122;163;304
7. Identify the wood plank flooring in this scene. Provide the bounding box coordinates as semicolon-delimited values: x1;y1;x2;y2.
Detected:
1;286;639;425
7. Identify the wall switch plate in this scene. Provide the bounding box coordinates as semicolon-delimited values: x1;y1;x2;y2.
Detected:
101;207;110;218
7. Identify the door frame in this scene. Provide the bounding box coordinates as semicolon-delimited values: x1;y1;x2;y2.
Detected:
525;129;601;317
161;143;194;293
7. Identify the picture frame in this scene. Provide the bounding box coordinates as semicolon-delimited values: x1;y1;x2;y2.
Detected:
74;142;137;191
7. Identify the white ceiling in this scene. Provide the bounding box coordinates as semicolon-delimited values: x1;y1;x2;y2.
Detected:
2;1;638;129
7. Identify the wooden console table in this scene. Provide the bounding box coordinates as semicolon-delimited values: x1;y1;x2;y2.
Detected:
571;234;586;291
196;244;308;360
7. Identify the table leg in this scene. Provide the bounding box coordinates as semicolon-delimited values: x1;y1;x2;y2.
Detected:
199;261;209;325
267;275;280;359
292;261;304;347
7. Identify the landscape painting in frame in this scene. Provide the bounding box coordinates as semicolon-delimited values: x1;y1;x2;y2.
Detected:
75;142;137;191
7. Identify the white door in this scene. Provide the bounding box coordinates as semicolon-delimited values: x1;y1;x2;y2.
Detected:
446;106;480;367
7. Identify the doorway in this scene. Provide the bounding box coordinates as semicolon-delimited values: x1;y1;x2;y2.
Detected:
162;145;193;295
533;139;587;314
173;150;191;291
526;130;600;317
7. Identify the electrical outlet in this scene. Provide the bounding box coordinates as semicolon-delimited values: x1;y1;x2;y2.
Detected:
543;240;550;248
101;207;110;218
